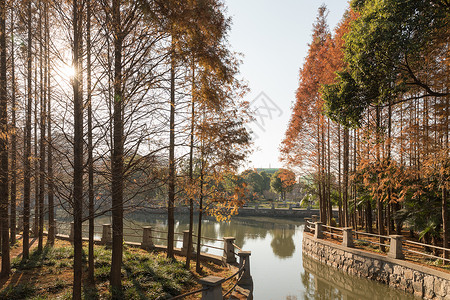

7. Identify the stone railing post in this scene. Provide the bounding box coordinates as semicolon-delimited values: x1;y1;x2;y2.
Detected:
223;237;236;264
141;226;154;250
271;202;275;210
312;215;318;222
68;222;74;242
304;218;311;233
255;204;259;210
200;276;223;300
101;224;112;245
289;204;293;210
342;227;354;248
181;230;190;255
238;251;253;286
388;235;404;259
52;220;58;235
314;222;323;239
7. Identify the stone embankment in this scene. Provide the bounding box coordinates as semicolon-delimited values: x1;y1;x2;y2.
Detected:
237;206;337;218
303;233;450;299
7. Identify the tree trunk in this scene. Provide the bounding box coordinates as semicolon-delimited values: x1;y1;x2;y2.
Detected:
195;158;204;273
9;7;16;245
0;0;9;277
23;0;33;261
72;0;84;297
327;120;332;225
110;0;124;295
186;60;195;269
86;0;95;282
38;0;45;251
376;105;385;251
338;124;342;227
45;0;55;245
443;95;449;262
34;57;39;238
167;39;176;259
343;127;349;227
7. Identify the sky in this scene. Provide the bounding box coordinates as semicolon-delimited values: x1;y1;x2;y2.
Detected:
225;0;349;170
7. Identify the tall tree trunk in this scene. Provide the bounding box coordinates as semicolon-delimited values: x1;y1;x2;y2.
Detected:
317;119;324;222
23;0;33;261
110;0;124;295
167;39;176;259
45;0;55;245
343;127;349;227
376;105;385;251
186;60;195;269
195;153;204;273
72;0;84;297
338;124;342;227
0;0;9;277
34;56;39;238
387;99;392;235
9;7;16;245
443;94;449;262
38;0;45;251
86;0;95;282
327;120;332;225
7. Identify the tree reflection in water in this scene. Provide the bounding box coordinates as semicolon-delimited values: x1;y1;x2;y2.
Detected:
270;228;295;258
97;212;299;258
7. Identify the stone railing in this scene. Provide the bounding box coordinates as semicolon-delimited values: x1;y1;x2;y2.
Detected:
51;221;252;300
305;220;450;263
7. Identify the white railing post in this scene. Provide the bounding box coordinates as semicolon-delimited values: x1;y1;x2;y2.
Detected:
223;237;236;264
141;226;154;250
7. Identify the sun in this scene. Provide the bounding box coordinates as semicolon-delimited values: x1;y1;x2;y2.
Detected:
56;61;76;81
61;63;75;79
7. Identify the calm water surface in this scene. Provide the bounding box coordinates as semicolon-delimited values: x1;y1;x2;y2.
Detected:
60;213;417;299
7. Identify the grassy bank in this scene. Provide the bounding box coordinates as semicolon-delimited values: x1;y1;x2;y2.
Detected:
0;239;233;299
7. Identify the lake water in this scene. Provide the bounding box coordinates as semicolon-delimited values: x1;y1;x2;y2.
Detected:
60;213;417;299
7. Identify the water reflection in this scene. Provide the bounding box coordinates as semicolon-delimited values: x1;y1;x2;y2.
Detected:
108;213;298;259
270;228;295;258
301;255;417;300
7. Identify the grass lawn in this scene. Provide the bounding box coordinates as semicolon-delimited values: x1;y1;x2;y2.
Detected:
0;239;235;299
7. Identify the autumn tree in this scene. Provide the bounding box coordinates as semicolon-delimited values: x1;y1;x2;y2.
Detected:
270;169;296;201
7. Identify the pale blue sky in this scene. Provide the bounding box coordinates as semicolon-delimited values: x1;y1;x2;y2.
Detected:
225;0;349;170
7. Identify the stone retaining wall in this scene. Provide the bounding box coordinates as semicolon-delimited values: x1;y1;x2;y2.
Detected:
237;207;337;218
303;233;450;299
